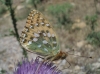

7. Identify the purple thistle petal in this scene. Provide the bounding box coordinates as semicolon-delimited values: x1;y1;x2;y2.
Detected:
14;57;62;74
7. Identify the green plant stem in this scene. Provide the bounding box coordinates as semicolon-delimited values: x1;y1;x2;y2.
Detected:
5;0;28;58
9;6;19;41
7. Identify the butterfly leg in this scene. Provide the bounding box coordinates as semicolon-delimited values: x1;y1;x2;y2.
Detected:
35;56;55;74
57;59;71;70
35;57;45;74
60;59;71;69
36;56;45;60
65;59;71;68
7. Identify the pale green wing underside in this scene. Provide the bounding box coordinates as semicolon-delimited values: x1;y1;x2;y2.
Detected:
20;10;60;56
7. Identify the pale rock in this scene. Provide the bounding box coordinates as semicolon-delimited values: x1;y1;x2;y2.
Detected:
74;19;81;23
72;22;86;30
76;41;86;48
92;62;100;69
74;65;81;70
98;58;100;62
71;2;76;6
85;44;93;49
78;72;86;74
8;64;14;71
74;52;81;57
97;3;100;13
16;5;25;10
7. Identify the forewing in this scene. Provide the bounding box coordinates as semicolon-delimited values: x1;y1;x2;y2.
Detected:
20;10;59;56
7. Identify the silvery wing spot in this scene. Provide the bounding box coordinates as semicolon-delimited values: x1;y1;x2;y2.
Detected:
20;10;60;56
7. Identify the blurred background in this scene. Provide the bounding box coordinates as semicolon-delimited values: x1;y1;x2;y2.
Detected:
0;0;100;74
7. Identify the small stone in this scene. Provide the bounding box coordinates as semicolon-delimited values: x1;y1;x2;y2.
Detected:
85;44;93;49
76;41;86;48
78;72;86;74
74;65;81;70
72;22;86;30
16;5;24;10
97;3;100;13
92;62;100;69
75;19;81;23
98;58;100;62
8;64;14;71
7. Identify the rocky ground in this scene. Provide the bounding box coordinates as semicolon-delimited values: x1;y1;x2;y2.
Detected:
0;0;100;74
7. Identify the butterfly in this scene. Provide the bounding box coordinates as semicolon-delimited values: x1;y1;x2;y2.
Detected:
20;10;80;62
20;9;66;72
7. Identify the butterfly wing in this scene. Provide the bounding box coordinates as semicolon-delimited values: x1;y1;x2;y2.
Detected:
20;10;60;56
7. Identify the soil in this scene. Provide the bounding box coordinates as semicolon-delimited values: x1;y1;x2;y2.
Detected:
0;0;100;74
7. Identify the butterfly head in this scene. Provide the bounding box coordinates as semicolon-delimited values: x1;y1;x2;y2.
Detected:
58;51;68;60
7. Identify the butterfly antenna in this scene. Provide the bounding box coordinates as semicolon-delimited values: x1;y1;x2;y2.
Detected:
68;53;92;59
66;49;92;59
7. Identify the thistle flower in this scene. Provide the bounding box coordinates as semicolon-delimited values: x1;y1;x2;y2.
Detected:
14;57;62;74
